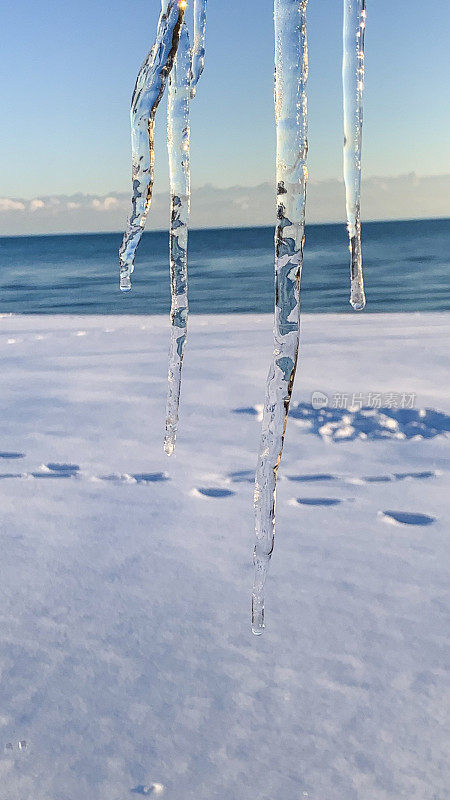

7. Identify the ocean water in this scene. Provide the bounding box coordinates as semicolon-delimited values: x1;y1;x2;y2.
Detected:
0;218;448;314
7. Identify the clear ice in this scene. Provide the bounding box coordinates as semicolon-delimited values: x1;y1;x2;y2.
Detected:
165;1;207;454
116;0;368;633
164;22;191;456
252;0;309;635
343;0;366;310
119;0;186;292
191;0;208;96
120;0;207;454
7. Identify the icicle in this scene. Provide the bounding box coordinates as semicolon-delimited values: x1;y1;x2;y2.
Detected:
190;0;207;97
165;2;206;454
164;23;191;456
119;0;187;292
343;0;366;310
252;0;309;635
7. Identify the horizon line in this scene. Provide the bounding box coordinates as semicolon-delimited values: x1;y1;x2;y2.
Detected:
1;215;449;240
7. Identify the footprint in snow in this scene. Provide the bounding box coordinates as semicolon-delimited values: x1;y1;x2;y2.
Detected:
362;475;394;483
232;406;261;417
46;463;80;474
287;473;336;482
287;471;437;484
379;510;435;526
132;472;170;483
32;471;73;479
100;472;169;483
292;497;342;507
194;487;235;498
362;471;437;483
228;469;254;483
32;463;80;479
393;471;436;480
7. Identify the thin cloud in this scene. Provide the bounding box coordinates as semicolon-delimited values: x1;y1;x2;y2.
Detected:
0;174;448;236
91;196;120;211
0;198;26;212
29;199;46;212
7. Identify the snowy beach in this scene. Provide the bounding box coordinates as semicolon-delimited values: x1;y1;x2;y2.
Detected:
0;312;449;799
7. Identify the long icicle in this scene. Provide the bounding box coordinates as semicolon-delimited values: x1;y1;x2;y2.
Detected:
343;0;366;310
164;1;207;453
164;22;191;456
252;0;309;635
190;0;207;96
119;0;186;292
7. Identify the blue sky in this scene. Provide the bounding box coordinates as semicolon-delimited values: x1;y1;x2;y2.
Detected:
1;0;449;200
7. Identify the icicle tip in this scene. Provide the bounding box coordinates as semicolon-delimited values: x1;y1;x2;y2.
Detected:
120;275;132;292
164;430;176;456
251;596;265;636
350;295;366;311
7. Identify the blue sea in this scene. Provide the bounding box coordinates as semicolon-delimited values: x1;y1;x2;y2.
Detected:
0;218;448;314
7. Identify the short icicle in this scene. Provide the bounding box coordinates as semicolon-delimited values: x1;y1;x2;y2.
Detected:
119;0;186;292
190;0;208;96
343;0;367;310
252;0;309;635
164;22;191;456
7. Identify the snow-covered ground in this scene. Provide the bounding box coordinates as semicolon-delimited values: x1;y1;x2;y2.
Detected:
0;312;448;800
